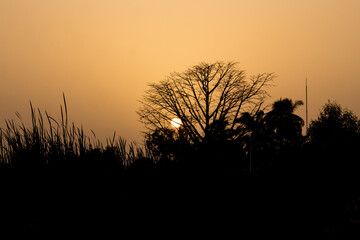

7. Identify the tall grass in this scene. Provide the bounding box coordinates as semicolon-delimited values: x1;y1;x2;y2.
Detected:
0;94;148;168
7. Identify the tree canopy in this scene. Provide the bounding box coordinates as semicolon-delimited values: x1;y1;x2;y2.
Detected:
138;61;275;144
308;101;360;147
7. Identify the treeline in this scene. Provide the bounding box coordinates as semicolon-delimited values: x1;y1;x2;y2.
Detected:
142;98;360;235
2;61;359;234
1;97;360;236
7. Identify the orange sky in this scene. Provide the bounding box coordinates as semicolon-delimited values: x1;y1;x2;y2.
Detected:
1;0;360;143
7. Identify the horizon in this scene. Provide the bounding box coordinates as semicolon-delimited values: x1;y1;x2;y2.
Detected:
1;0;360;143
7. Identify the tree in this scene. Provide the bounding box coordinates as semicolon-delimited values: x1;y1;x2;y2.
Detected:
236;110;269;174
305;102;360;227
138;61;275;144
305;100;360;192
307;101;360;147
235;98;304;174
144;126;192;164
265;98;304;147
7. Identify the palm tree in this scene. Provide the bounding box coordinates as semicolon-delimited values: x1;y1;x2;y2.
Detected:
265;98;304;147
236;111;270;174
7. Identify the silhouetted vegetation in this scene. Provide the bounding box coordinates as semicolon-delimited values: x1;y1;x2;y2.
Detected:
304;101;360;234
138;61;275;145
0;95;147;169
1;64;360;236
0;94;151;234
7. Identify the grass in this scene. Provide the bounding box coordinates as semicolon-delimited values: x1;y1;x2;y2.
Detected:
0;95;359;236
0;93;148;168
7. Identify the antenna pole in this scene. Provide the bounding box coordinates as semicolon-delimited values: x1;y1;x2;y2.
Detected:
306;78;308;132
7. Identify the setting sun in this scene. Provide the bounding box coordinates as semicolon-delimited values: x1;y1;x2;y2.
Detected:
171;118;182;128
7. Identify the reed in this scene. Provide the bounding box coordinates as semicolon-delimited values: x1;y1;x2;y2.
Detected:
0;94;149;169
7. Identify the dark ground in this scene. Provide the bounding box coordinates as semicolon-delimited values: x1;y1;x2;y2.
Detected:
0;164;359;237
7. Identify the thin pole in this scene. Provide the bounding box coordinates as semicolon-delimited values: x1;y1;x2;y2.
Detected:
306;78;308;132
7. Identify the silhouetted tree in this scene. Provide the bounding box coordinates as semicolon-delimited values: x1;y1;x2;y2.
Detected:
305;101;360;230
236;110;272;174
138;61;275;144
307;101;360;146
145;126;193;167
253;98;304;176
145;128;177;162
307;101;360;176
235;98;304;174
266;98;304;148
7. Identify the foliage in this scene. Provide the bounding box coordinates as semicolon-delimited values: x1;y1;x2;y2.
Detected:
138;61;275;144
308;101;360;146
0;94;146;168
306;101;360;177
266;98;304;146
233;98;304;174
304;102;360;233
1;92;360;234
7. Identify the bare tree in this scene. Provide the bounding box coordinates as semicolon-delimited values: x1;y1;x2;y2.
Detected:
138;61;275;144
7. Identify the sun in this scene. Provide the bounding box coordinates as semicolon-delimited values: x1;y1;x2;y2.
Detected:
171;118;182;128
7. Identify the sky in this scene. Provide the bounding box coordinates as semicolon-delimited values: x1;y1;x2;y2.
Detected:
1;0;360;143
